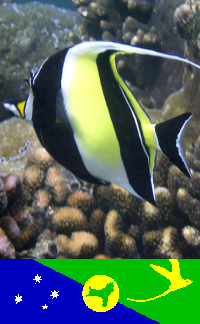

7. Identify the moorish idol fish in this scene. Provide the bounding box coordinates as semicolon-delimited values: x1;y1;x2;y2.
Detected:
3;41;200;205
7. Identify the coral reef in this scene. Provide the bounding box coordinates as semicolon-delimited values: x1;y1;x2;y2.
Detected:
0;147;141;259
93;254;109;259
45;166;80;205
0;177;7;212
54;231;99;258
135;132;200;258
143;226;182;259
104;210;138;259
72;0;166;107
32;189;51;210
67;191;96;217
153;61;200;146
23;147;80;206
141;187;173;232
2;134;200;259
163;134;200;257
4;173;27;222
72;0;193;108
0;227;15;259
0;118;41;178
0;173;39;257
182;226;200;258
52;207;89;235
26;147;54;170
174;0;200;54
72;0;157;44
0;1;82;114
17;229;59;259
14;213;38;251
95;183;140;222
23;148;53;196
0;216;20;241
89;208;106;243
23;165;45;201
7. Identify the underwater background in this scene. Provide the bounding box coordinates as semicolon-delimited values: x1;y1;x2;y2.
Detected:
15;0;76;10
1;0;200;259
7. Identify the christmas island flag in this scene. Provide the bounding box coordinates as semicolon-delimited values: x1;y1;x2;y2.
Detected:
0;259;198;323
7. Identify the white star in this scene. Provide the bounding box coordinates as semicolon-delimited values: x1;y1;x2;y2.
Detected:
50;290;59;299
33;274;42;284
15;294;22;304
42;304;48;309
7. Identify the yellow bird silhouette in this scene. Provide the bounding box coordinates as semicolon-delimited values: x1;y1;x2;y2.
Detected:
127;259;193;302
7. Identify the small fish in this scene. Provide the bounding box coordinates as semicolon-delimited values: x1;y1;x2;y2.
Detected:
3;41;200;205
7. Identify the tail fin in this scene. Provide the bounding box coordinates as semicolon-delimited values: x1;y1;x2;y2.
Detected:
155;113;192;178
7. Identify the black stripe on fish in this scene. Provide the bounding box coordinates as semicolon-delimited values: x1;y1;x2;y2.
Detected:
31;47;69;127
31;48;106;185
96;50;155;205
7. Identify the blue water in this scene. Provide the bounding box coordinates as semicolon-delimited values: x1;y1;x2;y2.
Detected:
15;0;76;10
